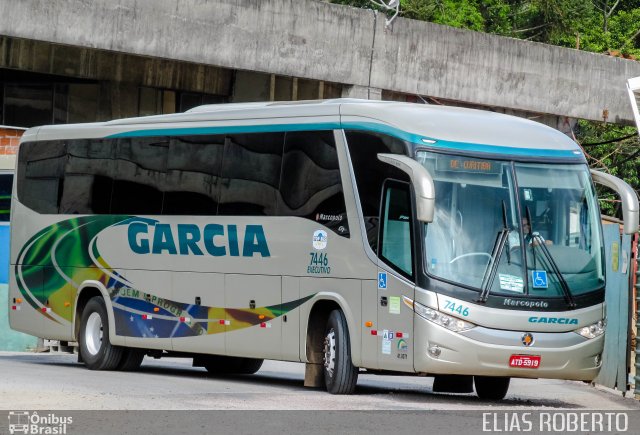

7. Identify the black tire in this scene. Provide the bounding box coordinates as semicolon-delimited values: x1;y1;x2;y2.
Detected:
79;297;123;370
474;376;510;400
323;309;358;394
203;356;264;375
117;349;146;371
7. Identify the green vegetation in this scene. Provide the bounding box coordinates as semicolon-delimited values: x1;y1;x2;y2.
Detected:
331;0;640;216
331;1;640;55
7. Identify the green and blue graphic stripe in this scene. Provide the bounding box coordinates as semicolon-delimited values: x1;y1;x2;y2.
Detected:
107;121;585;161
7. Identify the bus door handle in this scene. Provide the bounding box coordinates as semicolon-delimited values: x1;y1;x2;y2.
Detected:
380;296;388;307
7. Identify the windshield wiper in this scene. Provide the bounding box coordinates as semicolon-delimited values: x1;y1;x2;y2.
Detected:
479;201;510;302
525;207;576;309
525;207;537;271
530;234;576;309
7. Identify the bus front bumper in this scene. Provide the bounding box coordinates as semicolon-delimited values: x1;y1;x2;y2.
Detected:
413;317;603;381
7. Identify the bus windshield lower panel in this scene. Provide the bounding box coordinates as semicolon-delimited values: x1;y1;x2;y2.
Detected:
416;151;604;300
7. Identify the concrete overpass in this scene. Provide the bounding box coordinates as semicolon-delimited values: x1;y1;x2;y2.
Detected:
1;0;640;125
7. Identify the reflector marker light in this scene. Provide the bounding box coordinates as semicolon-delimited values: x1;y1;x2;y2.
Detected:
11;305;19;311
370;330;409;338
64;302;71;307
258;314;265;320
179;317;190;323
41;307;51;313
16;298;23;304
218;319;231;325
365;321;373;328
142;314;153;320
153;307;160;313
260;322;272;328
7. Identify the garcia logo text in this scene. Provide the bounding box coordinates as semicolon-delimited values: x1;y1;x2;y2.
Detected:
128;223;270;257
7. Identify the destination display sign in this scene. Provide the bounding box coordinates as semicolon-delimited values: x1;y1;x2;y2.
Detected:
436;156;501;174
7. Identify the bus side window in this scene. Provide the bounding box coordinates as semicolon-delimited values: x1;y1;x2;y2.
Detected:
379;180;414;279
110;138;168;215
279;130;349;236
218;132;284;216
17;140;66;214
163;135;224;216
344;131;409;251
59;138;115;214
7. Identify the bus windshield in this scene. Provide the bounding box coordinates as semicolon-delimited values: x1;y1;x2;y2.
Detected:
416;151;604;299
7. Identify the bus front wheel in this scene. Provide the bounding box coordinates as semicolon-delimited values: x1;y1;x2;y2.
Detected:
79;297;123;370
474;376;510;400
323;309;358;394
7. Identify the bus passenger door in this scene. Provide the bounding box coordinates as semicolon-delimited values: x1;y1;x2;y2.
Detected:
225;274;282;360
376;180;415;371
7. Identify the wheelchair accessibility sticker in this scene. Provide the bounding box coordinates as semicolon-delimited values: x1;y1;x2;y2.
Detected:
532;270;548;289
378;272;387;289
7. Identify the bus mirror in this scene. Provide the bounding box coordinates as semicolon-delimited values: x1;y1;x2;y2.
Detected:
377;154;435;222
590;169;639;234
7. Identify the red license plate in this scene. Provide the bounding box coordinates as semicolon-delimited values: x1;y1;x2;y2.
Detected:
509;354;541;368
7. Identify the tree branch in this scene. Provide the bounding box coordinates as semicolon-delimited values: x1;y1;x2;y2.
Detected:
621;27;640;49
512;23;550;34
605;0;621;18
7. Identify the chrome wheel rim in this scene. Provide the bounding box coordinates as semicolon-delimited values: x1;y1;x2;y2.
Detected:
323;328;336;378
85;312;103;356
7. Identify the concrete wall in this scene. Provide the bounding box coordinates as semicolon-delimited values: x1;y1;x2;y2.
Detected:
373;18;640;125
0;0;639;123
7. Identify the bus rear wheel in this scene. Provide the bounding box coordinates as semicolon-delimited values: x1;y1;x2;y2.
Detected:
474;376;510;400
323;309;358;394
203;356;264;375
79;297;123;370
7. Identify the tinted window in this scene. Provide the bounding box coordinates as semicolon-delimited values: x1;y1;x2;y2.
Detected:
59;139;114;214
110;138;168;215
59;137;170;215
279;131;349;236
379;181;414;278
345;131;408;249
163;135;224;215
17;140;66;213
218;133;284;216
20;130;353;223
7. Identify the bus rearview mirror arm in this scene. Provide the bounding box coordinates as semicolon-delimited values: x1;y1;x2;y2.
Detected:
377;154;435;222
590;169;639;234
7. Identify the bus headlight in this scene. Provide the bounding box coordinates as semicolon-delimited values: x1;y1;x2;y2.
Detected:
575;319;605;339
413;300;475;332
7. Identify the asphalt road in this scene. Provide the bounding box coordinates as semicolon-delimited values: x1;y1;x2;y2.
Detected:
1;351;640;434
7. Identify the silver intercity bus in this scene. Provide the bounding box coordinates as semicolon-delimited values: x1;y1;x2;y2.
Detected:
9;100;638;400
